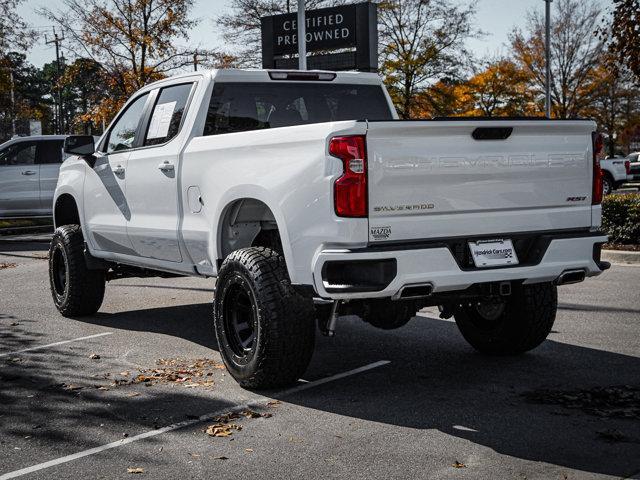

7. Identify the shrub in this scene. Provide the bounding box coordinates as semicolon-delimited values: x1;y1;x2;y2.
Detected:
601;193;640;245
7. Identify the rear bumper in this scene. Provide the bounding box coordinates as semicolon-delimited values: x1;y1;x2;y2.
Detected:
312;232;609;299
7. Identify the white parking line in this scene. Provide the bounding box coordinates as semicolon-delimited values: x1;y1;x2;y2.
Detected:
0;332;113;358
0;360;390;480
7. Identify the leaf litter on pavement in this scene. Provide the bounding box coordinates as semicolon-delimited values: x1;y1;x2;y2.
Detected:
107;358;226;389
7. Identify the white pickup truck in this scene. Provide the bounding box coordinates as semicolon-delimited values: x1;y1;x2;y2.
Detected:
50;69;610;388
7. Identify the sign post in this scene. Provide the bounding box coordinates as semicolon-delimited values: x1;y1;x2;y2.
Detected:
297;0;307;70
261;2;378;72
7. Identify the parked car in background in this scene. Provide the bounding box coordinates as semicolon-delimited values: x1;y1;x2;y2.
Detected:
626;152;640;182
601;155;631;194
0;135;70;219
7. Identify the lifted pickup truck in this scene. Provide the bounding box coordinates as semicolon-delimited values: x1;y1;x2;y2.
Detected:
50;69;610;388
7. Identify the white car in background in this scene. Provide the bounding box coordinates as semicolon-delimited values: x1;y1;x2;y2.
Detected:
0;135;69;219
600;155;632;194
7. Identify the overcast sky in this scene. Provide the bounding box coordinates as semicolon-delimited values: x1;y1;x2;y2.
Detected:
18;0;613;68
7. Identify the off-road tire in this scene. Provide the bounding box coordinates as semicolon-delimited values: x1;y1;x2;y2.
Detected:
454;282;557;355
49;225;105;317
362;299;417;330
213;247;315;389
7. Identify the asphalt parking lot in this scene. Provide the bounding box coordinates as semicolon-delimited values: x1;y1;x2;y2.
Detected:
1;240;639;480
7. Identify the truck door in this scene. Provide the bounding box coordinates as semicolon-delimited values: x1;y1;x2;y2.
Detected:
125;83;194;263
83;92;150;255
0;140;42;218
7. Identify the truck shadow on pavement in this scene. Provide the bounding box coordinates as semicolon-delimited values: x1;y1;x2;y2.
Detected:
2;305;639;478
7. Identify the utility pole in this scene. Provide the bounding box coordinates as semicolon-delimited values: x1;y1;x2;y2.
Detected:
297;0;306;70
544;0;553;118
46;27;65;134
9;69;16;137
193;50;198;71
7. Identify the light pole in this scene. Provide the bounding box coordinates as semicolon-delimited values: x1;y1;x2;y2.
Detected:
297;0;307;70
544;0;553;118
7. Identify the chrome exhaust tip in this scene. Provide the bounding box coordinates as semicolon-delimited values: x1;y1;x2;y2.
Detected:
392;283;433;300
555;269;586;286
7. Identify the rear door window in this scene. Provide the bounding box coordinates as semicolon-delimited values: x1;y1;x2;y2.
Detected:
203;82;392;135
144;83;194;146
36;140;64;164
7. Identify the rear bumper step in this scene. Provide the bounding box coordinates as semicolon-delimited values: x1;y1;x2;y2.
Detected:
314;233;608;300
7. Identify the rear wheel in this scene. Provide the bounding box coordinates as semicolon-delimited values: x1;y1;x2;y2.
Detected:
602;174;613;195
49;225;105;317
454;282;557;355
213;247;315;389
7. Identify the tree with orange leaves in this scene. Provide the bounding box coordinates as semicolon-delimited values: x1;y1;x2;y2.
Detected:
40;0;232;128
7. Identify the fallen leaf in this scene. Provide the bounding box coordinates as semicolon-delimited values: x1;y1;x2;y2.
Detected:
266;400;281;407
245;448;253;453
189;453;201;458
89;353;100;360
0;262;17;270
452;461;466;469
127;392;140;397
205;423;241;437
127;467;144;474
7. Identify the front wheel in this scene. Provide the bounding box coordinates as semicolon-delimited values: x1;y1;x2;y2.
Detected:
213;247;315;389
49;225;105;317
454;282;557;355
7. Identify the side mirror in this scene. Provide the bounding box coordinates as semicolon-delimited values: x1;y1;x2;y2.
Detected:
64;135;95;157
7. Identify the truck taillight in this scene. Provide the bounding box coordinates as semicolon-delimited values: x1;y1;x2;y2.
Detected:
625;160;631;175
592;132;604;205
329;135;367;218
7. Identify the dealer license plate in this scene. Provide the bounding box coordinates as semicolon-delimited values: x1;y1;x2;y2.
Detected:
468;239;519;268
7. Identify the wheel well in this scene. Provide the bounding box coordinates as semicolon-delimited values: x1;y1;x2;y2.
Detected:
54;194;80;228
219;199;283;260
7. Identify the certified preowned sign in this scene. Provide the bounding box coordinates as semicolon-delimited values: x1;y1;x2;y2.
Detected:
270;4;358;55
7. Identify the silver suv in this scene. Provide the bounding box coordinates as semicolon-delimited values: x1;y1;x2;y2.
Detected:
0;135;68;219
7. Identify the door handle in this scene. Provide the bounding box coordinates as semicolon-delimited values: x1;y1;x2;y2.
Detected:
113;165;125;175
21;170;37;176
158;161;175;172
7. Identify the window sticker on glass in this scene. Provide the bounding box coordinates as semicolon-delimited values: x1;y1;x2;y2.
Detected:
147;101;177;139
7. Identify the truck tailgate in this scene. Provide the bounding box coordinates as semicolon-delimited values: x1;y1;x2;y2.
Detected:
365;120;595;243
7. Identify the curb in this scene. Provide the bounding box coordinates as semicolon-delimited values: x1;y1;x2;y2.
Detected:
602;249;640;265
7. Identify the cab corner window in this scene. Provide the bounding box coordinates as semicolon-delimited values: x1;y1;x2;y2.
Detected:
144;83;193;147
106;93;149;154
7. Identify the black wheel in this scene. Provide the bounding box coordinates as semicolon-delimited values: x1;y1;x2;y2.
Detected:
602;175;613;195
213;247;315;389
362;299;417;330
49;225;105;317
454;282;557;355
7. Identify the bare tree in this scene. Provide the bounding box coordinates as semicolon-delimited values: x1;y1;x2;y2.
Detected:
40;0;227;121
378;0;478;118
510;0;605;118
0;0;35;56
